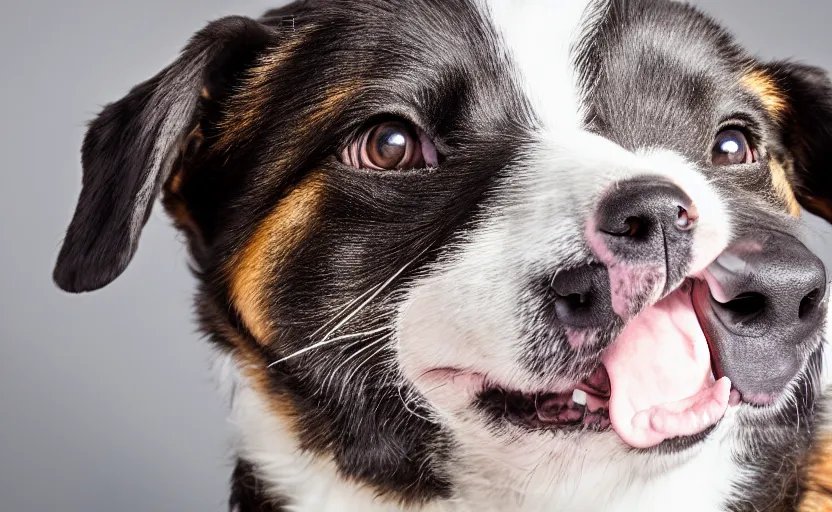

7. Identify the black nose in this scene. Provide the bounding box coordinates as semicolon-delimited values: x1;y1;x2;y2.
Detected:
594;177;697;287
694;231;828;406
549;264;614;329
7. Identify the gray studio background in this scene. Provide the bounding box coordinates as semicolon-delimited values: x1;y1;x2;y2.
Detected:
1;1;831;511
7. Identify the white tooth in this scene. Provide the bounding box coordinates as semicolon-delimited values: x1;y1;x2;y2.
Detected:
688;411;699;428
572;389;587;406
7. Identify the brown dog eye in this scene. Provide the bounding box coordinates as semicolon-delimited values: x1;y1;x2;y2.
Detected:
341;120;439;170
712;129;755;166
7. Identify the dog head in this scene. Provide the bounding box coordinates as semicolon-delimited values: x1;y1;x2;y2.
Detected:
54;0;831;509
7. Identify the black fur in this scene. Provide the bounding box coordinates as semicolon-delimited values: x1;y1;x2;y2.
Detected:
229;460;289;512
157;0;533;504
762;61;832;222
53;16;273;293
53;0;832;510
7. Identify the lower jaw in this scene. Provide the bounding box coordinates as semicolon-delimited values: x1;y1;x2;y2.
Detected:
476;385;721;453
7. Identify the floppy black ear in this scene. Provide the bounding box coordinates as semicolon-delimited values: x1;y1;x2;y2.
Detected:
761;61;832;223
54;16;273;293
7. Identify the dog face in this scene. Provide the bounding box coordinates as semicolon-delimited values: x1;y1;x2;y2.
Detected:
54;0;832;510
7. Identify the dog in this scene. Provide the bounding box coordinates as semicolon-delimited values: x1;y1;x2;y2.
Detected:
53;0;832;510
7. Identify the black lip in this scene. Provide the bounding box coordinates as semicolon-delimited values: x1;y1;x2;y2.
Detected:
634;424;718;455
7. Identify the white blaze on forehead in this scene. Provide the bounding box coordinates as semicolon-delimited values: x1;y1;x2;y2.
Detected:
483;0;601;130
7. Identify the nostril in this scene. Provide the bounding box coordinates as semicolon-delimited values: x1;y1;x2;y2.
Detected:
601;216;648;238
549;264;613;329
555;292;592;320
719;292;767;322
624;216;648;239
798;288;822;320
592;178;696;265
560;293;588;308
675;206;697;231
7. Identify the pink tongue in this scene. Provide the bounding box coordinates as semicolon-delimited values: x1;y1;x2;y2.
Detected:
601;289;731;449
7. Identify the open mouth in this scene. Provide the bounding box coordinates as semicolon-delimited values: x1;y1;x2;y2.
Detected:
477;365;613;433
477;279;743;450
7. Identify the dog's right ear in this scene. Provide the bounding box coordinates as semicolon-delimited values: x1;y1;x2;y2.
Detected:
53;16;273;293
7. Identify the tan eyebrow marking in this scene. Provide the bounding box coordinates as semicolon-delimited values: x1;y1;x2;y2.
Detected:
740;69;788;120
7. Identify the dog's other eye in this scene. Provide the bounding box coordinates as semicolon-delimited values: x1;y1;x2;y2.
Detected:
341;120;439;170
712;129;756;166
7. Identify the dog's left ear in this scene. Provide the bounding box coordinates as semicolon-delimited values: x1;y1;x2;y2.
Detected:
759;61;832;223
54;16;273;293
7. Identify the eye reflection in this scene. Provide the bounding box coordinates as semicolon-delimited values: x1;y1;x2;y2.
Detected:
712;129;755;166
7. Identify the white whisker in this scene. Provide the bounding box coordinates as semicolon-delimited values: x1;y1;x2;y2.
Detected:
270;252;424;368
268;325;393;367
396;380;438;424
337;342;393;403
309;283;383;338
317;253;424;344
323;333;394;393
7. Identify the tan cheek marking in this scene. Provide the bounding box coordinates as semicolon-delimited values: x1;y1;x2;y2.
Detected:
770;158;802;217
800;434;832;511
228;175;326;342
740;69;788;120
800;492;832;512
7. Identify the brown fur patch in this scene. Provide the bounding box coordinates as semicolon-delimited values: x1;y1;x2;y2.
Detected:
741;69;788;119
213;25;362;159
800;491;832;512
800;434;832;511
228;174;326;342
770;158;802;217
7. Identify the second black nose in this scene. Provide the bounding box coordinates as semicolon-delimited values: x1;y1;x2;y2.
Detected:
696;231;828;405
594;177;698;286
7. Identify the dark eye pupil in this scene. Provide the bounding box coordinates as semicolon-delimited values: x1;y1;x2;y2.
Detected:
712;129;751;166
367;123;410;169
375;128;406;160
